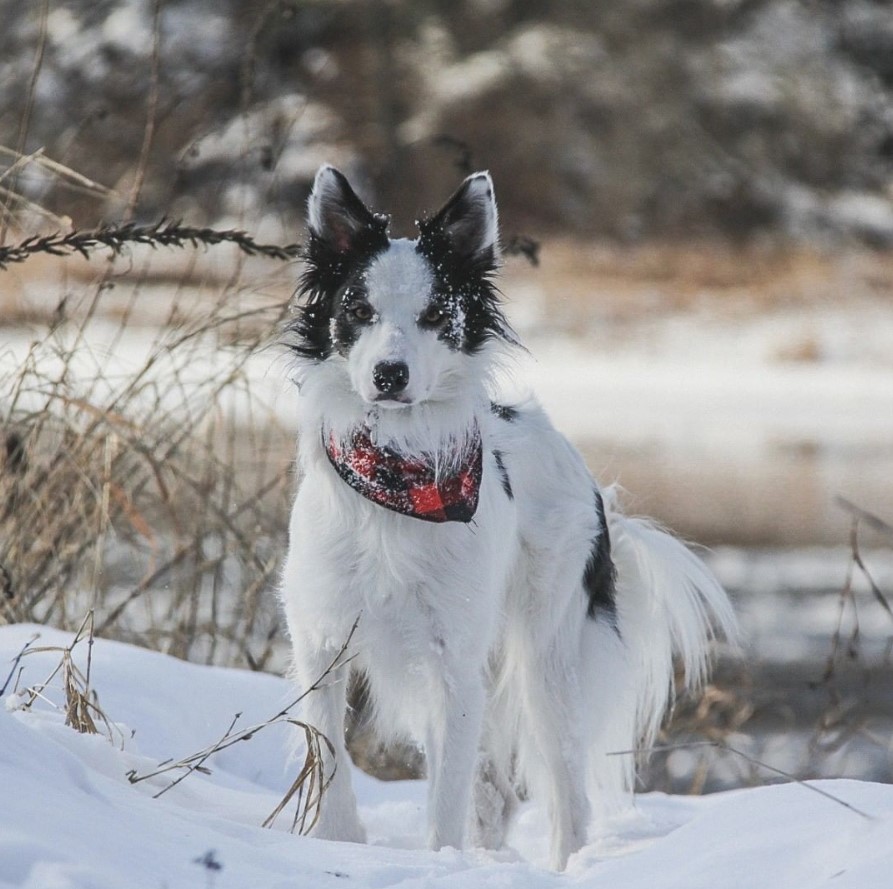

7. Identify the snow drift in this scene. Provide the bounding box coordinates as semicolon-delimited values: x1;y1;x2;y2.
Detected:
1;624;892;888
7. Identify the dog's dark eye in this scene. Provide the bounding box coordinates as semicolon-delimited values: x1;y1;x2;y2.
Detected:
420;304;446;327
346;301;374;323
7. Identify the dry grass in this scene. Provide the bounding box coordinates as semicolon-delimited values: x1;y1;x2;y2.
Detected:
0;244;297;669
641;497;893;795
8;611;121;741
126;619;358;833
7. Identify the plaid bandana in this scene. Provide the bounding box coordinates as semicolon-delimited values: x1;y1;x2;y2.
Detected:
323;426;483;523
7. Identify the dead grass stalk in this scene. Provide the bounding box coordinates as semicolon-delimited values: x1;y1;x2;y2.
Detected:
1;227;297;669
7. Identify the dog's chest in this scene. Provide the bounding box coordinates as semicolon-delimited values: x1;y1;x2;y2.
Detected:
337;522;469;675
345;509;463;609
322;473;501;651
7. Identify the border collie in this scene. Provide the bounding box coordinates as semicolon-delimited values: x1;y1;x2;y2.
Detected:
280;166;737;870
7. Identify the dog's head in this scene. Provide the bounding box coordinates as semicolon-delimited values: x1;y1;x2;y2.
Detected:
288;166;511;408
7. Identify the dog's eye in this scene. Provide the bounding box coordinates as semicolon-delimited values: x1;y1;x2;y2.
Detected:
420;304;446;327
346;301;374;323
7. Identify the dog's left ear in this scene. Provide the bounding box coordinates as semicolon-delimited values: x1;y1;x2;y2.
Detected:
425;172;500;263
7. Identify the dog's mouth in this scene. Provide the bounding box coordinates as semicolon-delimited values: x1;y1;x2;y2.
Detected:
373;393;413;407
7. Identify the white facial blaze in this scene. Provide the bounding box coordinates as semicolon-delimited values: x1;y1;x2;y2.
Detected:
346;240;465;407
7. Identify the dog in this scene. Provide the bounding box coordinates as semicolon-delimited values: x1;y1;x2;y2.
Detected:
279;165;738;870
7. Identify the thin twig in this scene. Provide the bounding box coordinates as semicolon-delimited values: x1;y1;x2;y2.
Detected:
153;712;243;800
848;517;893;621
0;183;72;229
609;739;875;820
0;146;113;198
1;0;50;243
0;147;45;188
124;0;163;221
0;633;39;696
836;497;893;539
127;617;360;796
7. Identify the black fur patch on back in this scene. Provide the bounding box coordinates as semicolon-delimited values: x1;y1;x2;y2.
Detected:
286;219;390;361
415;220;509;354
493;449;513;500
584;489;617;624
490;402;519;423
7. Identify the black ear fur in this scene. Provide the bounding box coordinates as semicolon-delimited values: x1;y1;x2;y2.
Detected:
308;166;387;253
417;172;509;353
288;166;390;360
422;172;500;263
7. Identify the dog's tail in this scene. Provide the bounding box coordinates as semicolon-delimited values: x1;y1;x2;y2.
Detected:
583;487;739;814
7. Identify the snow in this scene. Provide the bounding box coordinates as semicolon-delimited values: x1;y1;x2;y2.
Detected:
102;4;152;56
3;623;893;889
179;95;341;178
499;335;893;457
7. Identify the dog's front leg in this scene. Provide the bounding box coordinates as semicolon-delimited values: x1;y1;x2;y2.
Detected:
291;634;366;844
424;668;486;852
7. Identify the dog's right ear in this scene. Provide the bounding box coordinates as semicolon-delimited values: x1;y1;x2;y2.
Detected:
290;167;389;361
308;166;385;254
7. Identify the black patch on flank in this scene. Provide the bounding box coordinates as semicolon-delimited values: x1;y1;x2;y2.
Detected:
584;489;618;624
415;220;509;355
489;402;518;423
285;219;389;361
493;450;513;500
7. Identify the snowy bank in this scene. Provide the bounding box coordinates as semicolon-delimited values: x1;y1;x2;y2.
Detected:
1;624;892;889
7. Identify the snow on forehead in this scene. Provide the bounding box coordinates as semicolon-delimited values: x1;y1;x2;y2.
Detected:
363;239;433;309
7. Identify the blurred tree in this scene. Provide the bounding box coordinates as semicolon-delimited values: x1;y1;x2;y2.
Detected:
1;0;891;243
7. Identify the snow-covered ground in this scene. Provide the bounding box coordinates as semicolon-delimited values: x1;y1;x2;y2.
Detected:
3;622;893;889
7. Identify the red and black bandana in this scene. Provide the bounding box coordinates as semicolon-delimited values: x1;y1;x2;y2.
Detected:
323;426;483;523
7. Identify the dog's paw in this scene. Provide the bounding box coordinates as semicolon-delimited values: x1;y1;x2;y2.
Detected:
310;811;367;845
550;825;587;872
472;783;517;850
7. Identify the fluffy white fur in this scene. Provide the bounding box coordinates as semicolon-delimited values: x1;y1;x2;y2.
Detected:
280;166;738;870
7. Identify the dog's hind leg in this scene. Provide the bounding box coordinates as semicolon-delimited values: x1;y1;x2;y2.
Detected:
514;627;591;870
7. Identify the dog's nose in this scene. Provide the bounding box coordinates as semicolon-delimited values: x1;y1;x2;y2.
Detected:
372;360;409;395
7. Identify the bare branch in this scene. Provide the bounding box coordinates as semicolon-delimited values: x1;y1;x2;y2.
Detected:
124;0;163;221
836;497;893;539
609;739;875;820
126;616;360;821
0;219;302;269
